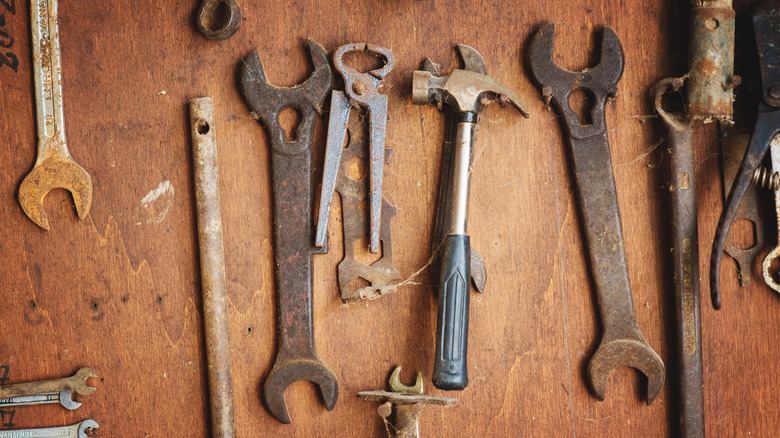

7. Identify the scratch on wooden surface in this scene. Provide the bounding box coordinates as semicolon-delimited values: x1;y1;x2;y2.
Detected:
714;410;734;426
137;180;175;225
576;413;616;422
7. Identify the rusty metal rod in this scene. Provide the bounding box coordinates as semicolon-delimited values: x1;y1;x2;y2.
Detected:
190;97;236;438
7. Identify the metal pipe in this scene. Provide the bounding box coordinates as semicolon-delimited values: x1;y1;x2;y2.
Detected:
190;97;236;438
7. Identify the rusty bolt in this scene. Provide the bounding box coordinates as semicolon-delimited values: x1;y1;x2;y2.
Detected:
353;81;368;95
769;85;780;100
671;77;684;91
731;75;742;87
542;86;553;105
377;401;392;418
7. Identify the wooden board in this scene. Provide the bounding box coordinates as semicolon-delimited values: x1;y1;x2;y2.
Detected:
0;0;775;436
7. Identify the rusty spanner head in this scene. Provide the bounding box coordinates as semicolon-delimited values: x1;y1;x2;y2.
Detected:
196;0;241;41
528;23;623;139
18;157;92;231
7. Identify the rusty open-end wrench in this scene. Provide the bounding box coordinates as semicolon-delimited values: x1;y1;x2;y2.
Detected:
0;367;97;399
240;39;337;424
529;23;664;403
653;78;704;435
2;419;98;438
19;0;92;230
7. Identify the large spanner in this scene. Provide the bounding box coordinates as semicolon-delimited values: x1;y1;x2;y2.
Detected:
240;39;338;424
529;23;665;403
0;367;97;399
0;420;98;438
18;0;92;230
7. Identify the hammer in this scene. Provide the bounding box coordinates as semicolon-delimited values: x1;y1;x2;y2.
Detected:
412;47;528;390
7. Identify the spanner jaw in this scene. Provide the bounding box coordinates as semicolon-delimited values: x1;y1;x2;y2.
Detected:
587;338;665;404
263;358;339;424
77;419;99;437
18;159;92;230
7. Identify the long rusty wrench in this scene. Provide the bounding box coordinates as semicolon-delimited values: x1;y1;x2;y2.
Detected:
19;0;92;230
529;23;664;403
653;78;704;436
316;43;394;254
240;39;337;424
190;98;236;438
0;367;96;399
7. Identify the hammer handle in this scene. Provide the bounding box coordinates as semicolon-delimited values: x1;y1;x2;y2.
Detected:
432;234;470;390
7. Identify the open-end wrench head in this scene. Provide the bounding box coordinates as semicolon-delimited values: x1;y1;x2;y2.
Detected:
196;0;241;41
70;367;98;396
59;390;81;410
77;419;99;438
587;338;665;404
241;39;332;157
528;23;625;138
652;77;692;132
388;366;424;394
263;358;339;424
18;159;92;230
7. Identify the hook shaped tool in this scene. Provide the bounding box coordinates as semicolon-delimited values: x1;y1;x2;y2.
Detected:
710;0;780;309
316;43;394;254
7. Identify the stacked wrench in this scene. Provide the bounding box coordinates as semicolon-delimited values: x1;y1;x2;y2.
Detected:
0;419;98;438
316;43;394;255
529;24;665;403
18;0;92;230
240;39;338;424
711;0;780;307
358;367;457;438
652;79;704;436
412;46;528;390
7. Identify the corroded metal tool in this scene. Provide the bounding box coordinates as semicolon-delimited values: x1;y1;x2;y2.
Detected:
412;45;528;390
196;0;241;41
711;0;780;308
652;78;704;436
190;97;236;438
0;367;97;399
358;366;457;438
19;0;92;230
316;43;394;254
334;116;401;303
240;39;337;424
529;23;664;403
0;419;98;438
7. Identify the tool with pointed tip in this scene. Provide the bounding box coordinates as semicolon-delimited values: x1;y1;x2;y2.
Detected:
196;0;241;41
0;390;81;410
413;45;528;391
18;0;92;230
240;39;337;424
652;78;704;436
358;366;457;438
0;367;97;400
2;419;98;438
316;43;394;254
529;23;664;404
711;0;780;309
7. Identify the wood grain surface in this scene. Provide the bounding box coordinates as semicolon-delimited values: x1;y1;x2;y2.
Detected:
0;0;776;436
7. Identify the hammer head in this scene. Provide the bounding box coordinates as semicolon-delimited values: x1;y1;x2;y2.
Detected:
412;48;529;117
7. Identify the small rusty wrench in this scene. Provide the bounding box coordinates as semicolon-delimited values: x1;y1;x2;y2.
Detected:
0;390;80;410
529;23;665;403
240;39;338;424
358;367;457;438
1;420;98;438
196;0;241;41
653;78;704;436
316;43;394;254
19;0;92;230
711;0;780;308
0;367;97;400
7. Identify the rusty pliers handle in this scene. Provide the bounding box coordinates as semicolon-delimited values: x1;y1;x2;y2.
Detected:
711;0;780;309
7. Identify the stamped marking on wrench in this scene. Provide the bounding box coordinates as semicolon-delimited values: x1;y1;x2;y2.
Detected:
18;0;92;230
529;23;664;403
0;419;98;438
240;39;337;424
